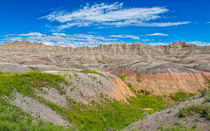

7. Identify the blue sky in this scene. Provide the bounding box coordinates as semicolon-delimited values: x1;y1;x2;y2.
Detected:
0;0;209;47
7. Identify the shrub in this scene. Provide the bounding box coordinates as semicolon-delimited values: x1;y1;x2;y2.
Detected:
198;88;208;97
178;104;210;120
204;96;210;102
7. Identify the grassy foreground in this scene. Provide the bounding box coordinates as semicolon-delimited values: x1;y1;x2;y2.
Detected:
0;71;70;130
0;98;69;131
0;71;168;130
42;94;166;130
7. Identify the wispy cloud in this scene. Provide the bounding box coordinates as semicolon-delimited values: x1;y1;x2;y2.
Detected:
109;35;140;40
145;42;169;46
188;41;210;46
41;2;189;30
0;32;119;48
19;32;43;36
147;33;168;36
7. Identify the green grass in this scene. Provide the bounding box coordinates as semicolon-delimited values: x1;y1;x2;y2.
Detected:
178;103;210;120
40;94;166;131
80;69;105;77
28;66;39;71
0;71;167;130
0;98;69;131
0;71;68;97
203;87;210;102
119;74;128;81
0;71;70;130
178;87;210;120
158;125;196;131
169;92;195;102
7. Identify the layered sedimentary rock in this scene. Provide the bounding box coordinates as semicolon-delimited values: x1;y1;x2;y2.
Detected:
44;70;135;104
0;40;209;95
1;41;210;56
102;63;208;95
131;63;206;95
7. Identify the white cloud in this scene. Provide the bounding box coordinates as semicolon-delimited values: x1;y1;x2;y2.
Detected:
43;41;54;45
147;33;168;36
146;42;169;46
188;41;210;46
109;35;140;40
139;21;190;27
52;33;68;36
0;33;119;48
41;2;189;30
19;32;43;36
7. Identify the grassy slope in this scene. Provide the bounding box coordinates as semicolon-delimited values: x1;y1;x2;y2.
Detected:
43;95;166;130
159;80;210;130
0;98;69;131
0;71;70;131
0;71;167;130
169;92;196;102
178;86;210;120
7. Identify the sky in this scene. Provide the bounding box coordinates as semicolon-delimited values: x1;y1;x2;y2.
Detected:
0;0;210;47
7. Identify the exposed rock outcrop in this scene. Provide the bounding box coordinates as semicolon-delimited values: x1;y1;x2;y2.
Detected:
0;41;210;95
9;92;69;126
102;63;208;95
44;70;135;104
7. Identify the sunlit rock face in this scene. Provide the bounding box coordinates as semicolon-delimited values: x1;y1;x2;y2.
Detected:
102;63;207;95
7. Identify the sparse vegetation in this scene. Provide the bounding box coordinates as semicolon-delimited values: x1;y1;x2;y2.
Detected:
119;74;128;81
28;66;39;71
0;98;69;131
158;125;196;131
169;92;195;102
178;104;210;120
18;61;25;65
178;87;210;120
81;69;105;77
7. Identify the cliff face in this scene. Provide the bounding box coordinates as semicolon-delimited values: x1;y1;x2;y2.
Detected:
1;41;210;65
1;41;210;55
132;63;206;95
102;63;208;96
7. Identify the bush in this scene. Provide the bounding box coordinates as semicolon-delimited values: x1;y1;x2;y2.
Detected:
203;87;210;103
178;104;210;120
198;88;208;97
204;96;210;102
